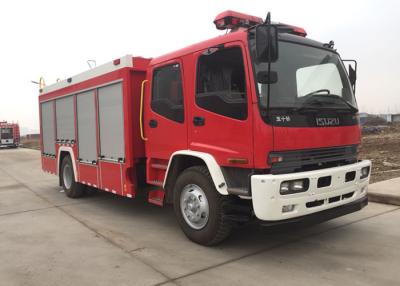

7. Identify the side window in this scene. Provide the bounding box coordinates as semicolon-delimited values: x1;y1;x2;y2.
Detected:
151;64;184;123
196;47;247;120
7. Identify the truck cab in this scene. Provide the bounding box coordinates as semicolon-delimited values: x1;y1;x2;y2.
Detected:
143;11;370;243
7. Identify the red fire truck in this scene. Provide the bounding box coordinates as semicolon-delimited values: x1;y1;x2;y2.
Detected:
39;11;371;245
0;121;20;148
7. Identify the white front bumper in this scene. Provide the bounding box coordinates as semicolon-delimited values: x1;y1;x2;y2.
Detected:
251;160;371;221
0;139;14;145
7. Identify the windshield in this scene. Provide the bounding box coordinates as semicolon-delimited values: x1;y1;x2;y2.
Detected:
1;128;13;139
250;38;357;112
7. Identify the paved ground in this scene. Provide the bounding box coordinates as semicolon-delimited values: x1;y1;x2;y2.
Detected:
1;148;400;286
369;177;400;206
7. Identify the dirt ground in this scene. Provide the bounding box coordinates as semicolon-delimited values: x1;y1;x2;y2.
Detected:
20;125;400;184
20;137;40;150
360;124;400;183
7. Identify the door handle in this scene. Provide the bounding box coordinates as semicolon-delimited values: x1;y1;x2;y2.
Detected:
149;119;158;128
193;116;205;126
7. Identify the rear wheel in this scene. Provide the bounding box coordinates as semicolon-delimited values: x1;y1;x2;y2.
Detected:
60;156;84;198
173;166;232;245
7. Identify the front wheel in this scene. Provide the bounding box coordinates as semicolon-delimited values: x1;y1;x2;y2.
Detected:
173;166;232;245
60;156;84;198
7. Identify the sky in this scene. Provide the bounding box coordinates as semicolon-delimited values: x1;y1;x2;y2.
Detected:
0;0;399;134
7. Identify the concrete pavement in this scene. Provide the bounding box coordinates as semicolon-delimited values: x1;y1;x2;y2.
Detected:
0;148;400;286
369;177;400;206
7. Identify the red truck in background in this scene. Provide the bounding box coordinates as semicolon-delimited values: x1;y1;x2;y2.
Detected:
39;11;371;245
0;121;20;148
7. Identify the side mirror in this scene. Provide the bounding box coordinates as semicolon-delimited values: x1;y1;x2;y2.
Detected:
342;59;357;93
256;25;279;63
348;65;356;89
257;71;278;84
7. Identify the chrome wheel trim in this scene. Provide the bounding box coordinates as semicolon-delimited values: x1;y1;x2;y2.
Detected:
180;184;209;230
63;164;73;190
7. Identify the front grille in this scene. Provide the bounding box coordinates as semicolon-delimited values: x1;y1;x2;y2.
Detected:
270;145;358;174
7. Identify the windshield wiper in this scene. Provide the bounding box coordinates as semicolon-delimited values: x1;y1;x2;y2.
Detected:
310;94;358;112
292;90;332;113
302;89;331;97
292;100;324;113
296;93;358;113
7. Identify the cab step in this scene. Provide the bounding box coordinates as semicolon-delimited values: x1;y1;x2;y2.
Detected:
148;190;165;207
151;163;168;170
148;180;163;187
227;187;250;196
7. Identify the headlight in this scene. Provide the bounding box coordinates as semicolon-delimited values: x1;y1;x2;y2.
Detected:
280;179;309;195
360;166;370;179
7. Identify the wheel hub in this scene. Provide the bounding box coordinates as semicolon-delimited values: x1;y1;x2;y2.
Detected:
180;184;209;230
63;164;73;189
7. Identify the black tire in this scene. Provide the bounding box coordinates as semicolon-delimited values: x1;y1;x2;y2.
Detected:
173;166;232;245
60;156;85;198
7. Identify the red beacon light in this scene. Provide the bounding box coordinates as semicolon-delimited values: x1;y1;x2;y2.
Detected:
214;10;263;31
277;23;307;37
291;26;307;37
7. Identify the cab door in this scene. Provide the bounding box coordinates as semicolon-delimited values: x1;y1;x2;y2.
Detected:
188;42;253;168
144;60;187;184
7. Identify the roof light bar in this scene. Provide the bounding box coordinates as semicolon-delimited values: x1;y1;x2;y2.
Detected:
213;11;307;37
214;10;263;31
